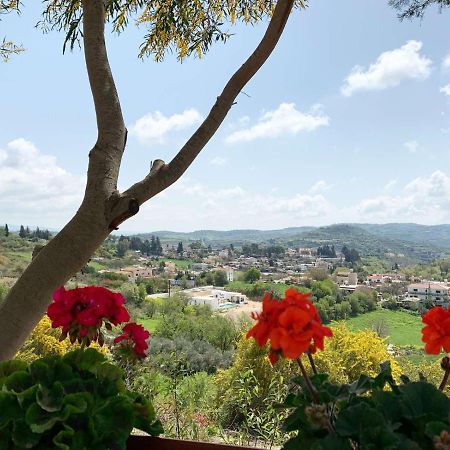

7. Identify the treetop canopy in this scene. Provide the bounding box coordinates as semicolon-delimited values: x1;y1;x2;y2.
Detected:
40;0;306;60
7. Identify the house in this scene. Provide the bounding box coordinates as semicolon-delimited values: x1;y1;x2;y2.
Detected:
183;286;248;311
405;282;450;306
222;266;234;282
191;263;210;271
119;266;153;282
335;270;358;286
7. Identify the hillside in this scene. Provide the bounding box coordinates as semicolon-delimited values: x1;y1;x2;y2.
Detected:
136;226;316;245
356;223;450;249
283;224;446;262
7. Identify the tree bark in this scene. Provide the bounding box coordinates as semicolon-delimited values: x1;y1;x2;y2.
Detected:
0;0;295;361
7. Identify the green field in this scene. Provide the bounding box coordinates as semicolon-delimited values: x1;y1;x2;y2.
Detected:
342;310;423;347
226;280;309;297
5;251;32;262
89;260;107;271
138;318;160;333
160;258;194;269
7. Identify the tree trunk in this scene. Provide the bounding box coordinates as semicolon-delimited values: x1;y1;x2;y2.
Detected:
0;0;295;361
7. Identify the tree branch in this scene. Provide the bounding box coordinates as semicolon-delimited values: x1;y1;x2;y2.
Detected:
82;0;126;197
122;0;295;205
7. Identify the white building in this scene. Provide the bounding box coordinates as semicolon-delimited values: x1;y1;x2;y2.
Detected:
406;282;449;306
185;287;247;311
223;266;234;282
190;295;220;310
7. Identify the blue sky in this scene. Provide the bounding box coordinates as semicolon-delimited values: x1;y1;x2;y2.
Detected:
1;1;450;232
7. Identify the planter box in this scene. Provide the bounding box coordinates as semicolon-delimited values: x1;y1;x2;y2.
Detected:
127;436;263;450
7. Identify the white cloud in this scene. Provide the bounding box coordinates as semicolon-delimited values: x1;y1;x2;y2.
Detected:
129;108;203;145
404;140;419;153
383;179;398;191
341;40;432;96
210;157;227;166
357;171;450;223
0;139;84;226
226;103;329;143
443;54;450;70
309;180;332;194
440;84;450;96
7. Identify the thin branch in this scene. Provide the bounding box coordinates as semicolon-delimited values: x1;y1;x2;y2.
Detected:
122;0;295;205
82;0;126;154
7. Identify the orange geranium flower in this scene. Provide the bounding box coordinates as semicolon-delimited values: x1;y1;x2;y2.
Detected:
246;289;333;364
422;306;450;355
246;292;284;347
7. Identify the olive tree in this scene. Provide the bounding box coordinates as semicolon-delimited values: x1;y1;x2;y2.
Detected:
0;0;304;360
0;0;24;61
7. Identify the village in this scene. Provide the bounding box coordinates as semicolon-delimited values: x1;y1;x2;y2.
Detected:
91;236;450;316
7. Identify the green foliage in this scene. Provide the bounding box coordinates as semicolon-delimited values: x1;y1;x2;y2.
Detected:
155;301;239;352
39;0;308;60
389;0;450;19
215;336;296;444
0;349;162;449
243;267;261;283
0;281;8;304
0;1;24;62
120;282;142;307
149;336;233;374
280;362;450;450
403;258;450;281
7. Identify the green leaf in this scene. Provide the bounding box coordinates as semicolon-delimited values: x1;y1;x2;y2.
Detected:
36;382;64;412
0;392;21;427
16;385;38;408
29;359;53;385
25;403;61;433
371;390;403;424
64;348;106;373
310;435;353;449
0;360;27;379
12;419;41;448
91;395;133;448
4;370;32;393
400;382;450;421
335;401;387;438
425;421;450;439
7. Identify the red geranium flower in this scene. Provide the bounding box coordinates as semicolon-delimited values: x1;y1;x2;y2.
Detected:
47;286;130;345
422;306;450;354
247;289;332;364
114;322;150;358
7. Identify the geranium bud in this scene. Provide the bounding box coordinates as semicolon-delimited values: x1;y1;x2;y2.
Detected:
441;356;450;371
59;331;67;342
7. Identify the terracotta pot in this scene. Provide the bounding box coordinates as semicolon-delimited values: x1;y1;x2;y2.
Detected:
126;436;263;450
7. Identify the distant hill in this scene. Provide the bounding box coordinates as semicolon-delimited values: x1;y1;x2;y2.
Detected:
354;223;450;249
283;224;447;263
136;227;316;245
133;223;450;263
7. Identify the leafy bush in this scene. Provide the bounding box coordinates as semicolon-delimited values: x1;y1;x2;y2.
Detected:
149;336;233;374
0;349;162;449
282;363;450;450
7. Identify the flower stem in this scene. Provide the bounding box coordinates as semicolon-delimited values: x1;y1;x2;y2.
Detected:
307;352;318;375
297;357;318;403
439;357;450;391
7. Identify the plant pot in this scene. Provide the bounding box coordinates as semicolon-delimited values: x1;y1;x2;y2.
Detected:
126;436;263;450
